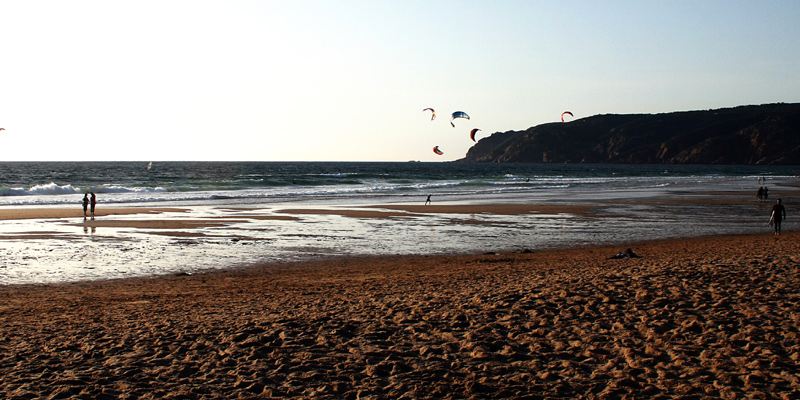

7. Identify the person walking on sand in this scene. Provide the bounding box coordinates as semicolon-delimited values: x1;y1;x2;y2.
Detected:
90;192;97;220
769;198;786;236
425;194;432;205
81;193;89;219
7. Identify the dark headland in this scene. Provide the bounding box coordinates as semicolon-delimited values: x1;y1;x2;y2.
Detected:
461;103;800;164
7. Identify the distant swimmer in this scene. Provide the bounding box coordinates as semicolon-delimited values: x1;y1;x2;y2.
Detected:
81;193;89;219
425;194;432;205
769;198;786;236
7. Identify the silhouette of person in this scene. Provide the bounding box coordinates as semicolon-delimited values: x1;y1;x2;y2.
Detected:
82;193;89;219
763;186;769;200
90;192;97;220
770;199;786;235
757;186;764;202
424;194;432;205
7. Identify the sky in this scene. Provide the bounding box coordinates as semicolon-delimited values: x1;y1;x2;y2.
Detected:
0;0;798;161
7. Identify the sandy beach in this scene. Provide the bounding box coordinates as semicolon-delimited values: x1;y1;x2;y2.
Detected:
1;231;798;398
2;0;799;397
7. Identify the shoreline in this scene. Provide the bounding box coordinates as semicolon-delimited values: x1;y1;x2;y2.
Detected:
3;229;794;289
0;196;791;285
1;231;798;398
3;228;796;289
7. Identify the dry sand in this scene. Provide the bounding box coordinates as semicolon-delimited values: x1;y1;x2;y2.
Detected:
1;232;799;398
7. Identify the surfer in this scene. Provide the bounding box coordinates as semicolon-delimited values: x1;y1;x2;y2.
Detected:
90;192;97;220
425;194;432;205
82;193;89;219
769;199;786;236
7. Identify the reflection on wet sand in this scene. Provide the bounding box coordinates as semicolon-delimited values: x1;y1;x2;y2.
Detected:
0;191;791;284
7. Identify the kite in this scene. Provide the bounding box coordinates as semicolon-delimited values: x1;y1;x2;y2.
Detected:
561;111;574;123
469;128;481;142
450;111;470;127
433;146;444;155
423;108;436;120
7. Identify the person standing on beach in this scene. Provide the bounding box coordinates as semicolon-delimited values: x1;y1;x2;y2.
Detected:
425;194;432;205
770;199;786;235
81;193;89;219
90;192;97;220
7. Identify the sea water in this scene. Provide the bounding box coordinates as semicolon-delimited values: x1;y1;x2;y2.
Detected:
0;162;798;284
0;162;797;206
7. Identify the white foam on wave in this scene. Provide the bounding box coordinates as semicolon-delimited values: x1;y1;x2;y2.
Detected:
0;182;83;196
0;182;172;197
97;185;167;194
29;182;83;194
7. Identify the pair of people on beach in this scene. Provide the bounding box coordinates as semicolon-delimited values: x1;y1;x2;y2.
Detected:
82;192;97;220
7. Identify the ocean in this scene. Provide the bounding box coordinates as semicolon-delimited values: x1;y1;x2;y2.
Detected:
0;161;797;207
1;162;798;284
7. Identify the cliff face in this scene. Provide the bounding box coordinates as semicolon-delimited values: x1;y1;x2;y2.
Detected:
460;103;800;164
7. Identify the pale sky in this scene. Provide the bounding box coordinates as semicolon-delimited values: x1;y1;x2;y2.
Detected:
0;0;798;161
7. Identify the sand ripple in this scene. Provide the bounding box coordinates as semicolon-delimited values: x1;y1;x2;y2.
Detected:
1;233;799;398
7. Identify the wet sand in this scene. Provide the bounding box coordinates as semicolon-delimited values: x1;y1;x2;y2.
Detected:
274;203;594;219
0;207;186;220
1;232;798;398
275;208;419;219
369;203;594;216
1;204;593;239
0;207;290;234
73;219;252;230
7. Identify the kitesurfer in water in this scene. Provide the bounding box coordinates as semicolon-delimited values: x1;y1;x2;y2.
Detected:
770;199;786;236
90;192;97;220
82;193;89;219
425;194;432;205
